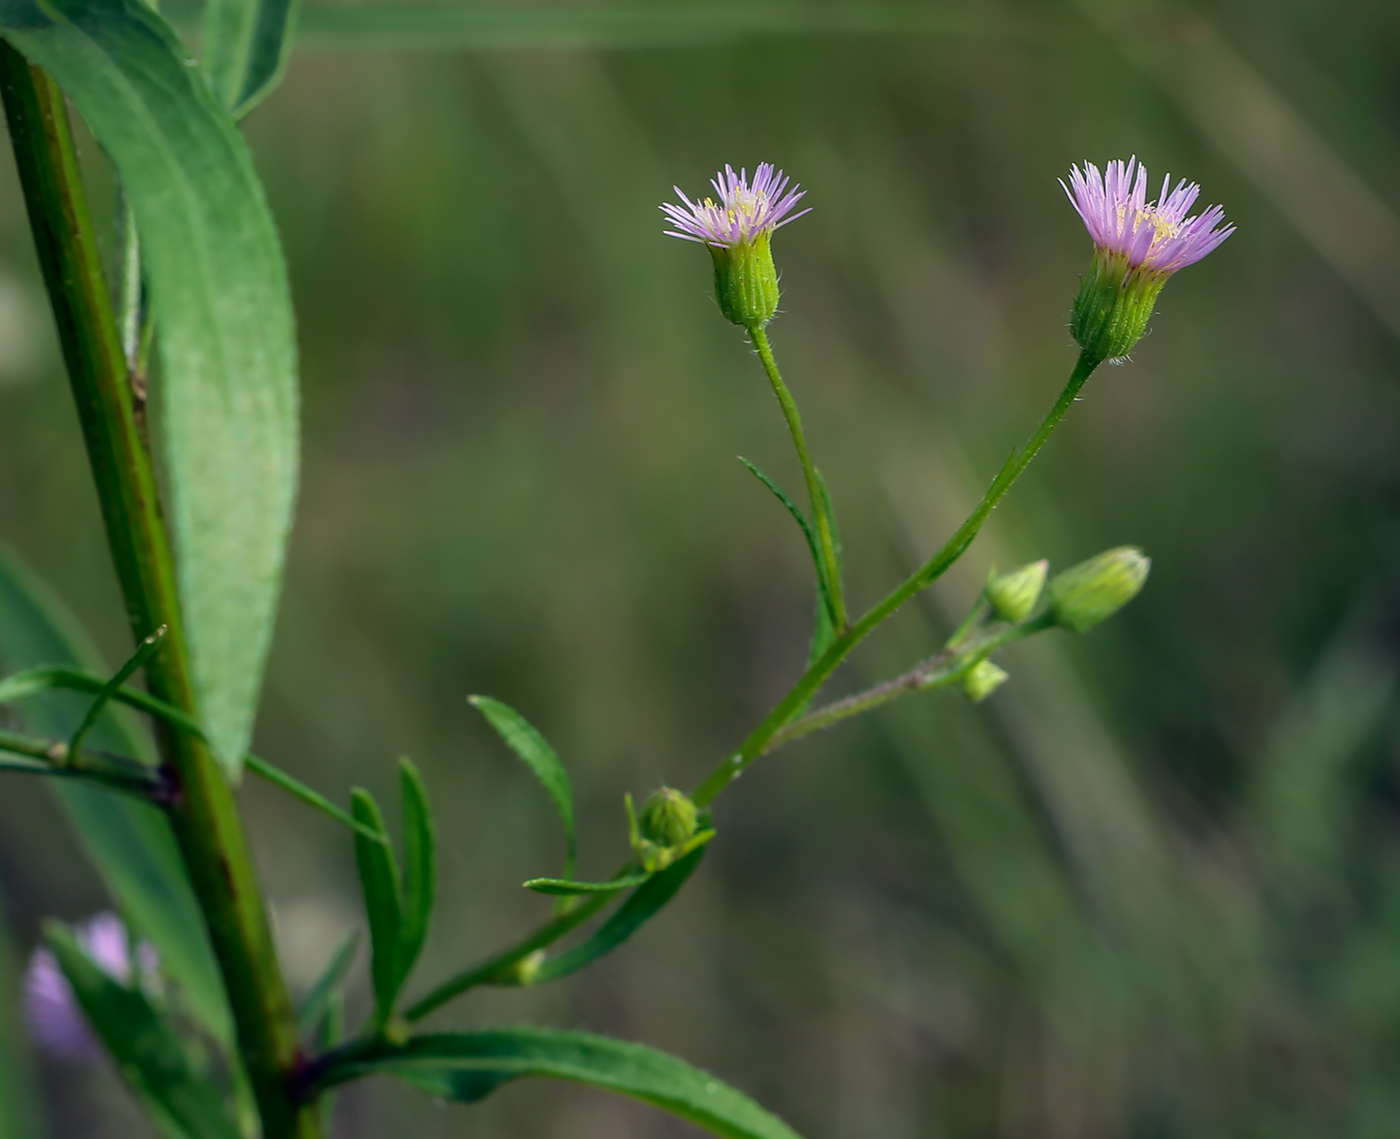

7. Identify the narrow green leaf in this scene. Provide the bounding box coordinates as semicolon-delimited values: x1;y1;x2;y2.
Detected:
0;663;388;843
470;696;576;880
738;457;834;623
297;930;358;1039
351;788;402;1021
244;753;389;845
0;0;300;774
523;873;651;897
46;922;241;1139
397;757;435;989
202;0;302;117
535;848;704;982
315;1027;804;1139
65;624;165;766
0;546;231;1044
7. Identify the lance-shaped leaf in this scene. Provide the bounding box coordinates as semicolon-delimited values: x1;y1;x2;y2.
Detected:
313;1028;804;1139
351;789;402;1023
0;0;300;774
297;930;358;1039
397;757;435;989
0;545;231;1045
202;0;301;118
470;696;576;880
46;922;241;1139
535;847;704;983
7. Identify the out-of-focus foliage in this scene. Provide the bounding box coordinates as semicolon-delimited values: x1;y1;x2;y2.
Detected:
2;0;1400;1134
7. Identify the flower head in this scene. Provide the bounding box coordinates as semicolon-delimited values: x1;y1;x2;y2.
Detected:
661;163;809;248
661;164;810;327
1062;158;1233;275
1062;158;1232;363
23;912;157;1060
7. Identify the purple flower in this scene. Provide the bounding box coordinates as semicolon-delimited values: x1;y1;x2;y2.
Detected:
1062;157;1233;276
22;912;157;1060
661;163;810;248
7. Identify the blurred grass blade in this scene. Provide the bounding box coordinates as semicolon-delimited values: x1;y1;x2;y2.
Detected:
0;888;43;1139
535;847;703;982
46;921;242;1139
470;696;576;880
0;545;232;1045
0;0;300;774
314;1027;805;1139
523;873;651;896
212;3;1065;52
351;788;403;1021
397;758;435;988
202;0;301;117
297;930;358;1038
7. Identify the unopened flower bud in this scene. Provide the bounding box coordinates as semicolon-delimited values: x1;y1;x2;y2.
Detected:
985;560;1048;623
1047;546;1150;633
959;660;1009;702
496;949;545;987
638;787;698;849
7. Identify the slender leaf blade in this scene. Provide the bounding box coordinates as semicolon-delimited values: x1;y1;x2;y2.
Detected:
202;0;301;117
470;696;575;879
0;545;231;1044
46;922;241;1139
296;930;358;1039
318;1028;804;1139
0;0;300;774
535;848;703;982
523;873;651;896
351;788;402;1021
397;757;435;988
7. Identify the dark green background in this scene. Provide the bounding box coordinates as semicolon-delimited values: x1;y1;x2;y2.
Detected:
4;0;1400;1134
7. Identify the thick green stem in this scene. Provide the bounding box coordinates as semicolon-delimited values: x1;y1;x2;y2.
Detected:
0;48;318;1139
749;324;848;631
691;350;1099;807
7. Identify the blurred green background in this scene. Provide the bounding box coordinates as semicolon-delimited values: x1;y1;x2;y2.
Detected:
4;0;1400;1134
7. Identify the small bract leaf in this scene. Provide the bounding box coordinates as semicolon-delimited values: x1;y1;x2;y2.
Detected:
397;758;435;990
351;788;402;1023
535;847;705;982
203;0;301;118
470;696;575;879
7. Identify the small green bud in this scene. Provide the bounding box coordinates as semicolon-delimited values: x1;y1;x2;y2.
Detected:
709;234;780;327
383;1016;412;1045
497;949;545;987
637;787;699;849
985;560;1049;623
1069;249;1167;364
1047;546;1150;633
959;659;1009;702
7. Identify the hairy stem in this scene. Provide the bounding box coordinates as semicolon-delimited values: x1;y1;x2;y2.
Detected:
749;324;847;631
691;350;1099;807
0;48;318;1139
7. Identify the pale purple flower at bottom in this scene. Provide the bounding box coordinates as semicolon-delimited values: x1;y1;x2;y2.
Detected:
22;912;157;1060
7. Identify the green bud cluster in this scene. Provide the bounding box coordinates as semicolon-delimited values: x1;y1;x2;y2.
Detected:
709;234;781;327
1070;250;1168;364
1047;546;1150;632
